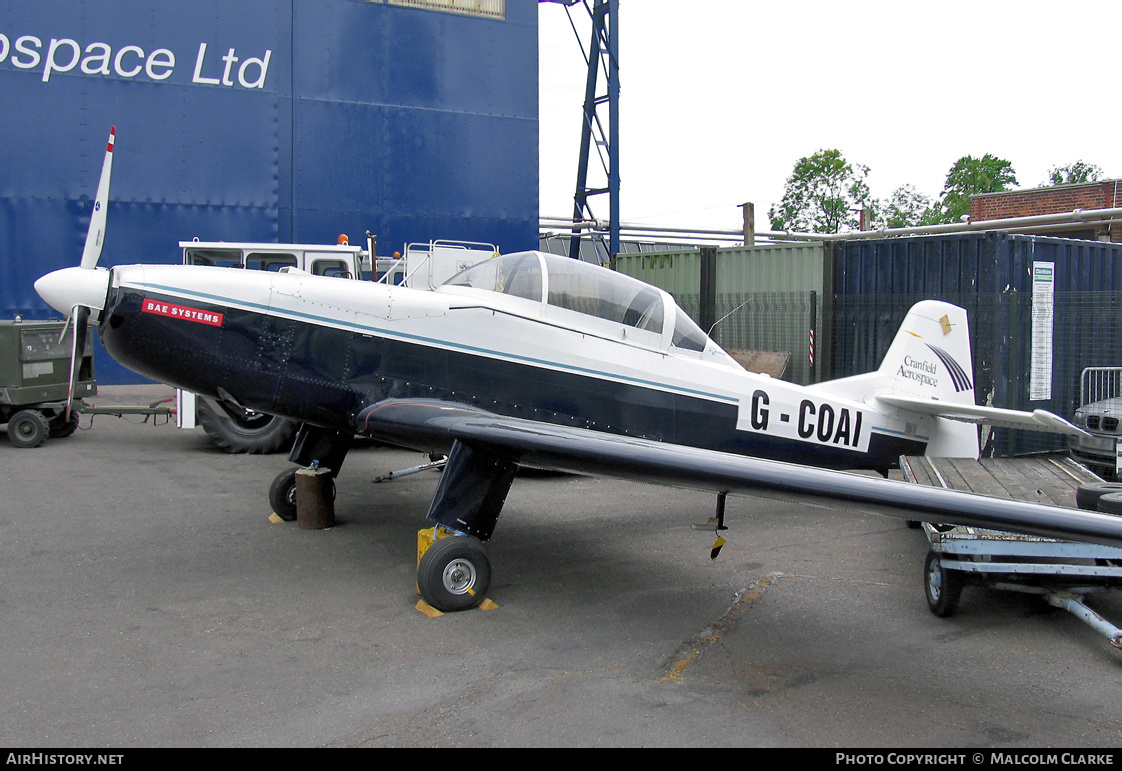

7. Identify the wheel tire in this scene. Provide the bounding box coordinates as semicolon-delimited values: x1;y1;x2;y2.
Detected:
268;466;336;522
269;467;299;522
1076;482;1122;511
924;550;963;618
1096;492;1122;516
417;536;492;612
197;398;298;454
8;410;49;448
48;412;80;439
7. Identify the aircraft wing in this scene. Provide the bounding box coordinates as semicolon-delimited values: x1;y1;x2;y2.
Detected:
874;393;1089;437
358;400;1122;547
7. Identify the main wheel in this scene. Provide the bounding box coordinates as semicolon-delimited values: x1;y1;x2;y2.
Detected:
417;536;492;612
924;550;963;617
8;410;49;448
197;398;299;454
268;466;335;522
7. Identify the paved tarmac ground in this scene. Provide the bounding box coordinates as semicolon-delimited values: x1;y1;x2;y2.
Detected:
2;386;1121;748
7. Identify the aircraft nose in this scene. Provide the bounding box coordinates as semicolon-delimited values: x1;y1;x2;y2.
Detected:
34;266;111;316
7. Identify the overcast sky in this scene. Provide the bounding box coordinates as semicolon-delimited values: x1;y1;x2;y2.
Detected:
538;0;1121;234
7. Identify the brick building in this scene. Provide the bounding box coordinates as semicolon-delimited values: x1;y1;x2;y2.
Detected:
970;180;1122;242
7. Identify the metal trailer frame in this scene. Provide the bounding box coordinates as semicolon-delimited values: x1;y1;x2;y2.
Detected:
922;523;1122;649
898;455;1122;649
3;397;175;449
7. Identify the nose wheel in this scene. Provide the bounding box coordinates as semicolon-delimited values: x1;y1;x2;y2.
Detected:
417;535;492;612
269;465;337;522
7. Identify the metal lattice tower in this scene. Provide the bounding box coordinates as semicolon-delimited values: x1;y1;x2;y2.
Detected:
544;0;619;260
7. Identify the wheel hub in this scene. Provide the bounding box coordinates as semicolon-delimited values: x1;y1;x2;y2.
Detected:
928;565;943;599
442;559;477;595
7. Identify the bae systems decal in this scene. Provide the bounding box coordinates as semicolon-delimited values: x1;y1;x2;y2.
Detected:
0;32;271;89
142;299;223;327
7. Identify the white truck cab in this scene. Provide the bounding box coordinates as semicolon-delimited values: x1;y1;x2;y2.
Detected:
181;238;370;278
175;236;497;453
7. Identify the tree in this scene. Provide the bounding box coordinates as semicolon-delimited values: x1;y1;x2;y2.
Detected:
877;184;941;229
1046;161;1103;186
935;154;1017;224
768;149;872;234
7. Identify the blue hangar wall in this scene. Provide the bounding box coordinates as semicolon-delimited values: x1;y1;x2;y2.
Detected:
0;0;538;383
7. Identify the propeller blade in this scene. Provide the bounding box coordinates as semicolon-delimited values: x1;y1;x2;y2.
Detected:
79;126;115;270
66;305;90;421
57;313;71;345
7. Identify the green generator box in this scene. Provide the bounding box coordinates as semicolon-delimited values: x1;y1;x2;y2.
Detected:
0;319;96;446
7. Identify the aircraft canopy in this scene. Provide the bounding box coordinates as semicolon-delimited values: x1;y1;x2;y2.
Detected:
442;252;709;352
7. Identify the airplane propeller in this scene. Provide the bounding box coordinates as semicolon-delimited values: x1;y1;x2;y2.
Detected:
82;126;114;270
35;126;116;421
64;305;90;421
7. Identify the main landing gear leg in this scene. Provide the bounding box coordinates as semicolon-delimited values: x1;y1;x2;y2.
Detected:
416;439;518;613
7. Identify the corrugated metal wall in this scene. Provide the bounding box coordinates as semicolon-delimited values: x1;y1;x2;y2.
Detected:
833;233;1122;456
0;0;538;383
616;242;827;384
617;233;1122;458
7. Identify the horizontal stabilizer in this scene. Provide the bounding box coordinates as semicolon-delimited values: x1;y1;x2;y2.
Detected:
875;393;1088;437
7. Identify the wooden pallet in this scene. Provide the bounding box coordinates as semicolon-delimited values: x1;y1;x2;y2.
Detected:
895;454;1101;508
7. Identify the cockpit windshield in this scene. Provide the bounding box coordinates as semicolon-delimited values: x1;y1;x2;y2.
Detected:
442;251;543;302
443;252;711;352
544;255;664;332
671;307;708;352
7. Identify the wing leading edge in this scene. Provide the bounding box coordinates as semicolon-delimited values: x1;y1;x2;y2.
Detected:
358;399;1122;548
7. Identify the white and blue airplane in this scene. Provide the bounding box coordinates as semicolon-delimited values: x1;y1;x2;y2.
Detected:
34;129;1122;612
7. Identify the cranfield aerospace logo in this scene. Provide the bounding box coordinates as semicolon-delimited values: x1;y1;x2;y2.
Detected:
896;344;972;393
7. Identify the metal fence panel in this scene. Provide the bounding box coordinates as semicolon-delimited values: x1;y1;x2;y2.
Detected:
1081;367;1122;405
710;292;815;384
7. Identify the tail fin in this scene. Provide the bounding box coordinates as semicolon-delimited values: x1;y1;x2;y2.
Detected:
805;301;978;456
875;300;976;405
809;301;976;405
811;300;1084;458
872;301;984;456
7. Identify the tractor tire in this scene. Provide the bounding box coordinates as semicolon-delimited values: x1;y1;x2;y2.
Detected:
196;398;298;455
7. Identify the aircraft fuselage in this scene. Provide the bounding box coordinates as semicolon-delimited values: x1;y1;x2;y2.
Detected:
98;258;928;471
